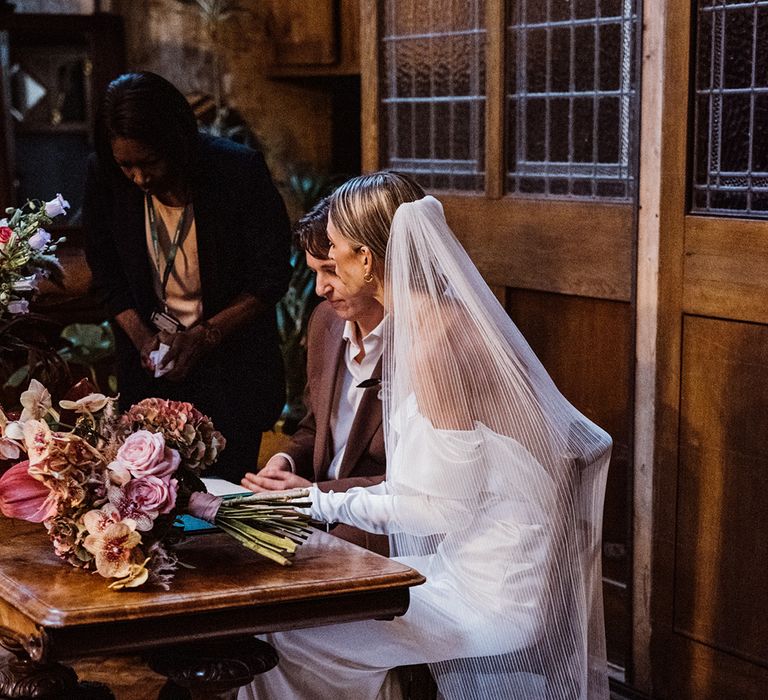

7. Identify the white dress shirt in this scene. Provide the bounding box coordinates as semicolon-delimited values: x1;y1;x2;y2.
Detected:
278;317;384;481
326;318;385;479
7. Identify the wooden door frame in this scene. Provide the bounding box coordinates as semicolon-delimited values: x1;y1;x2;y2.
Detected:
633;0;692;692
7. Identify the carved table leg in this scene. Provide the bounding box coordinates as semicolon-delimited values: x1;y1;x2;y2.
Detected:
0;651;114;699
147;637;278;700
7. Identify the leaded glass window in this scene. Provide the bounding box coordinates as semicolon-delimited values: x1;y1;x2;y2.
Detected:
505;0;638;199
692;0;768;216
381;0;486;191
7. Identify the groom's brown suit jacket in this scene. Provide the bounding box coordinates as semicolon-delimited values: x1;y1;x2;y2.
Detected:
283;301;388;556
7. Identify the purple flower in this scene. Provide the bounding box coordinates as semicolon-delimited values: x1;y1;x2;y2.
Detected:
13;276;37;292
28;229;51;251
44;194;70;218
7;300;29;315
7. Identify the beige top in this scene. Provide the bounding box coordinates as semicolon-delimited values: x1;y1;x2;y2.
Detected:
144;196;203;329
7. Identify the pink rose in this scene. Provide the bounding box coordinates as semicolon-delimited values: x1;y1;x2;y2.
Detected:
108;476;178;531
115;430;178;478
0;226;12;244
152;446;180;479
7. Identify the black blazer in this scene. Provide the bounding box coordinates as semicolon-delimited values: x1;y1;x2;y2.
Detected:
83;134;292;463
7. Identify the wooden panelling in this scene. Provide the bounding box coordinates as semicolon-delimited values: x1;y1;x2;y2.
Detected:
268;0;337;67
667;634;768;700
266;0;362;78
506;289;634;669
443;196;633;301
684;215;768;324
604;578;631;672
675;316;768;668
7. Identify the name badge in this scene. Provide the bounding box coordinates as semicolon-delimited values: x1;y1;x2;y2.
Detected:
151;310;184;334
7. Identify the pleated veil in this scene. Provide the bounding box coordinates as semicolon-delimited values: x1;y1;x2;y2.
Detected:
382;195;612;699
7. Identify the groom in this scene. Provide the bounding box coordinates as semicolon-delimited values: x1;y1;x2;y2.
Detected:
241;199;387;555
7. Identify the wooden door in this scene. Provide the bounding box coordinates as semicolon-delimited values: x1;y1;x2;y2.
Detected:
651;2;768;698
361;0;640;678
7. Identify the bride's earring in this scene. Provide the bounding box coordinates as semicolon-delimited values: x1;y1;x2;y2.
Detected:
362;249;374;283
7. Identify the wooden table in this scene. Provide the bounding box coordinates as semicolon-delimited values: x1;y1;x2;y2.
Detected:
0;518;425;699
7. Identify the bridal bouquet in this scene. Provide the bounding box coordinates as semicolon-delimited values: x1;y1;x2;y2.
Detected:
0;380;312;589
0;194;67;317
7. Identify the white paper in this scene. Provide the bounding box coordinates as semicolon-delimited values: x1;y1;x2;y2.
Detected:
201;477;251;496
149;342;175;377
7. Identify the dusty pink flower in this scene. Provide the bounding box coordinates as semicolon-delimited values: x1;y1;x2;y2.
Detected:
123;398;225;473
0;460;56;522
108;475;178;531
0;226;11;244
83;520;141;579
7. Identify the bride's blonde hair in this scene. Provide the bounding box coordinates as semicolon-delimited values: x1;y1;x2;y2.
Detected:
328;171;424;265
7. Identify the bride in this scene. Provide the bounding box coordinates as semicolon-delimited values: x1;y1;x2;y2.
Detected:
241;172;612;700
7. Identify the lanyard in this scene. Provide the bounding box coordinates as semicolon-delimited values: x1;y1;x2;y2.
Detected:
145;193;188;310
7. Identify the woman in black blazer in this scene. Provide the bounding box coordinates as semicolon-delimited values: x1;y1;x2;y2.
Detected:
83;72;291;482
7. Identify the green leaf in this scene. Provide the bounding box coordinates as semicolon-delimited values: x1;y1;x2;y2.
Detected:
4;364;29;388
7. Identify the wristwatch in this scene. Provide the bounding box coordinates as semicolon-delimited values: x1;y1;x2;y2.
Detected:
200;320;222;347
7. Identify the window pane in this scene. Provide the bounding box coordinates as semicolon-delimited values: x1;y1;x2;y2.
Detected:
692;1;768;217
506;0;638;200
381;0;486;192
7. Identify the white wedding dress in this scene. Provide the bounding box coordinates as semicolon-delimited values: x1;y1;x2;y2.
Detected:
240;397;557;700
240;194;611;700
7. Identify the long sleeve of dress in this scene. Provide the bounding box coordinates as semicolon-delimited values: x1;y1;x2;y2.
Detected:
307;481;467;537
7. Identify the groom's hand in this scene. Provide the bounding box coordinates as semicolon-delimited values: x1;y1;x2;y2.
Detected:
241;457;312;492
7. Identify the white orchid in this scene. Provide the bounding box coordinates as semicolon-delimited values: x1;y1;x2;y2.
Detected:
59;393;109;415
20;379;60;423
